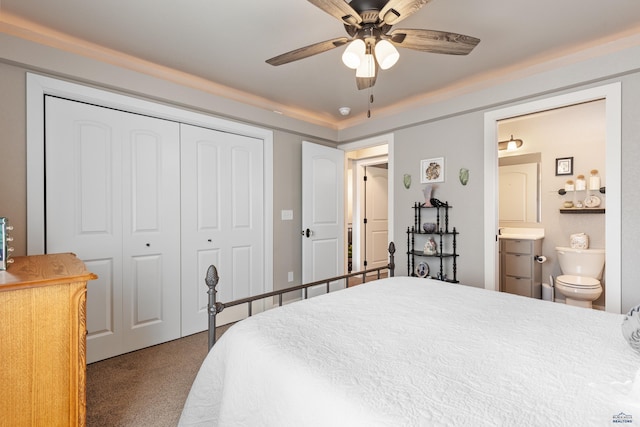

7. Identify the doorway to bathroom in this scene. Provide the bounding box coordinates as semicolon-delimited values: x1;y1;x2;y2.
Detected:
483;83;622;313
497;100;606;308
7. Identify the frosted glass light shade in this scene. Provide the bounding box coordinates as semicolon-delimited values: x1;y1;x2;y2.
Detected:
374;40;399;70
342;39;365;69
356;53;376;78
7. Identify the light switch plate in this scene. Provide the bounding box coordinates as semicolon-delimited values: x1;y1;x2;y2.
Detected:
281;209;293;221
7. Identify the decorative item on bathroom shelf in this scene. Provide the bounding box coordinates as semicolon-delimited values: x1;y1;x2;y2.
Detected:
422;184;433;206
575;174;586;191
589;170;600;190
403;174;411;189
459;168;469;186
584;194;601;208
420;157;445;183
424;237;438;255
564;179;575;192
555;157;573;176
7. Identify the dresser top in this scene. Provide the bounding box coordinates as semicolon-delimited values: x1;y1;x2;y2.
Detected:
0;253;97;291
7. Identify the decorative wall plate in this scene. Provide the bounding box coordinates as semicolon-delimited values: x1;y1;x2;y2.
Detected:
415;261;429;278
584;195;601;208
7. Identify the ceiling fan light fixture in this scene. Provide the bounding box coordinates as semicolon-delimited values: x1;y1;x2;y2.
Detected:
374;39;399;70
356;52;376;78
342;39;365;69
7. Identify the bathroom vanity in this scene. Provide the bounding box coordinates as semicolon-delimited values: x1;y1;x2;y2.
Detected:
499;229;543;299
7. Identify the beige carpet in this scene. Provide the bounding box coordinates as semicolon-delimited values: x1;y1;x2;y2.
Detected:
87;326;229;427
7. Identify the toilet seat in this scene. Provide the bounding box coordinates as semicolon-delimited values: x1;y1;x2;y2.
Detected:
556;275;601;289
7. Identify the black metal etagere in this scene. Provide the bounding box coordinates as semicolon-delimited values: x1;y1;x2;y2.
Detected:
407;201;459;283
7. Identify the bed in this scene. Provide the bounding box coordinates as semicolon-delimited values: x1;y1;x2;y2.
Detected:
179;256;640;426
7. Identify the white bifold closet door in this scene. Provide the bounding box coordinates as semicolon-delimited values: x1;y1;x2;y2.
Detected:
44;96;181;363
180;124;265;335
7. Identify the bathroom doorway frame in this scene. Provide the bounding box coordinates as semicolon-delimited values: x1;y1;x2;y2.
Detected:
483;83;621;313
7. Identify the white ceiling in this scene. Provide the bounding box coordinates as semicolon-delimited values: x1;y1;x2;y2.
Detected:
2;0;640;127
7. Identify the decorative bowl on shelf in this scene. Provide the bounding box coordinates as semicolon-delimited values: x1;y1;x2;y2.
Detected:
422;222;437;233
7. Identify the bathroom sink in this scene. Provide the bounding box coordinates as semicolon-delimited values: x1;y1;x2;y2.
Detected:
498;227;544;240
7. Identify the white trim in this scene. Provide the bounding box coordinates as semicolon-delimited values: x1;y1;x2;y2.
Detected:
484;83;622;313
26;72;273;294
339;133;395;246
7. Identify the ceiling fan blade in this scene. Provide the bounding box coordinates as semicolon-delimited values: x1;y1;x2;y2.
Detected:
379;0;431;26
307;0;363;27
388;29;480;55
266;37;349;66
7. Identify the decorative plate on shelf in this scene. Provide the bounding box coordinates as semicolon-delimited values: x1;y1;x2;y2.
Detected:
415;261;429;278
584;195;601;208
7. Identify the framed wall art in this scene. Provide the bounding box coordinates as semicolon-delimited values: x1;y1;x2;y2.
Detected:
420;157;445;183
556;157;573;176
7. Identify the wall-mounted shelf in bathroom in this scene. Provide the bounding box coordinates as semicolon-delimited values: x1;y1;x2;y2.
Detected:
559;208;605;214
557;187;605;195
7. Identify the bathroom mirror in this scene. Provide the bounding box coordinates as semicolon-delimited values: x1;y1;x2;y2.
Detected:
499;153;541;223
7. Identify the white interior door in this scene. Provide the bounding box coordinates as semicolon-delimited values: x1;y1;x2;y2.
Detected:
302;142;345;297
44;96;181;363
181;124;265;334
363;165;388;271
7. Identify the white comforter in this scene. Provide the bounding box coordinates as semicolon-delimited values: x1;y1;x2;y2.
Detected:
179;277;640;426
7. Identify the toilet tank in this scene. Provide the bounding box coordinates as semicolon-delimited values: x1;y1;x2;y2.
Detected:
555;247;605;279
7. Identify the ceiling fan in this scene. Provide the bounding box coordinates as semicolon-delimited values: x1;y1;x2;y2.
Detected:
266;0;480;90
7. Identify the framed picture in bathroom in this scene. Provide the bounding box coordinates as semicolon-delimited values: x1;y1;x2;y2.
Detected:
555;157;573;176
420;157;445;183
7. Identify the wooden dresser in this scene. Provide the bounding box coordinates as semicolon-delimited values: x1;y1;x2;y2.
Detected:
0;253;97;427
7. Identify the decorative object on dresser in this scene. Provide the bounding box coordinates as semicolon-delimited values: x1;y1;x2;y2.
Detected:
0;217;14;270
0;253;97;426
407;201;458;282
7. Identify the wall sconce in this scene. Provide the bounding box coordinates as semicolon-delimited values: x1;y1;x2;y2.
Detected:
498;135;524;151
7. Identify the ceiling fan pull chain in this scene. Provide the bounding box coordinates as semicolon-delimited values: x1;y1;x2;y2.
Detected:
367;90;374;118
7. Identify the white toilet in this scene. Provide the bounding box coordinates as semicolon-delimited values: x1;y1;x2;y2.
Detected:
554;246;605;308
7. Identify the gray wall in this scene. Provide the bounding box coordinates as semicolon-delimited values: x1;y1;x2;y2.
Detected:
393;112;486;287
2;33;640;313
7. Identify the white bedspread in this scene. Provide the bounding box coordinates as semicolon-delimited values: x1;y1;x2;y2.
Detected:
179;277;640;426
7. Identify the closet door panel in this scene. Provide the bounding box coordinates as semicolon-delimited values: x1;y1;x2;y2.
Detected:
180;124;265;335
122;116;181;352
45;97;124;363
